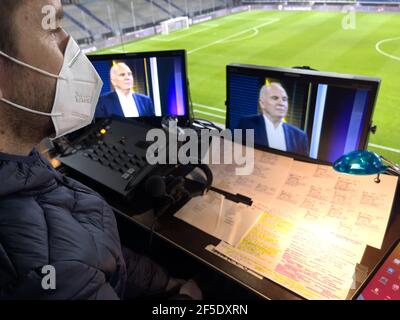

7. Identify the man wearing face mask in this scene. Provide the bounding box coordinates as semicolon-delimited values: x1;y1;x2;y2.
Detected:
0;0;201;300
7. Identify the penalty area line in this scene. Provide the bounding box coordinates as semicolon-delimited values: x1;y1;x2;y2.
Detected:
375;37;400;61
369;143;400;154
193;102;225;113
188;18;280;54
193;110;225;121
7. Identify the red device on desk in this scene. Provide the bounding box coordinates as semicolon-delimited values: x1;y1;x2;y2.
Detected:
353;239;400;300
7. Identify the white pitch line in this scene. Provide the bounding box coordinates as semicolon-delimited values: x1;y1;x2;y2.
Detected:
375;37;400;61
221;28;259;44
225;16;278;22
193;102;225;113
150;25;218;42
368;143;400;154
188;18;280;54
193;109;225;120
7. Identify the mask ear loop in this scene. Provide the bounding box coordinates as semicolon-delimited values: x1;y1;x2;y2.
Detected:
67;48;81;68
0;43;73;117
0;51;60;80
0;98;63;117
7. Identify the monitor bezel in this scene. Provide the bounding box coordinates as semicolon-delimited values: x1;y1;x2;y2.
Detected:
225;63;381;164
88;49;192;126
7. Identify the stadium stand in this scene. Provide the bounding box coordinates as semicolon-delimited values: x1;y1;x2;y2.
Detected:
62;0;400;46
63;4;95;43
243;0;400;2
62;0;237;44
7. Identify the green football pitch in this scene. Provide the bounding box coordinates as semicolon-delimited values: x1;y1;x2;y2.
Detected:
95;9;400;163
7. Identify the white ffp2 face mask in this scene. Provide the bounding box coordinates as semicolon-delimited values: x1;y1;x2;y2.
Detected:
0;37;103;139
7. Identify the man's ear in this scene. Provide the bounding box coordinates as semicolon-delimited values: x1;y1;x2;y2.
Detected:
258;99;263;112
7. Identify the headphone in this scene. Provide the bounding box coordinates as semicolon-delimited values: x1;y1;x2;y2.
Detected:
144;163;213;207
185;163;213;197
161;116;186;136
145;164;213;254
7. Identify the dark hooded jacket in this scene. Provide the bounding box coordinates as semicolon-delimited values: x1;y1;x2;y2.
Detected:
0;149;127;299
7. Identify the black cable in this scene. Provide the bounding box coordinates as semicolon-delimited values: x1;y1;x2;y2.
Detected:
147;194;174;255
147;176;191;255
187;79;195;123
187;78;223;133
147;215;161;255
192;118;223;132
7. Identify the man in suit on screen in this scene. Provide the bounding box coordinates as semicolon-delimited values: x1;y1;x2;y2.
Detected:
238;82;309;156
95;62;155;118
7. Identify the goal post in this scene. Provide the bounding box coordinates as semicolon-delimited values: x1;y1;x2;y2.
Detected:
160;16;190;35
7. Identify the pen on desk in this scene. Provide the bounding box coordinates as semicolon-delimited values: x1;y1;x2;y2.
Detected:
210;186;253;206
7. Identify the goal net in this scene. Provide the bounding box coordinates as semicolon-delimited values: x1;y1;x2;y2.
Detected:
160;16;190;35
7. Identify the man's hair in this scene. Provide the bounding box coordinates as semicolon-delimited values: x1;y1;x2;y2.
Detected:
259;82;286;100
0;0;24;56
110;62;133;77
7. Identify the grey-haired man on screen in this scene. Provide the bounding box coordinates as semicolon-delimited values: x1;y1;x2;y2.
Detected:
239;82;309;156
95;62;155;118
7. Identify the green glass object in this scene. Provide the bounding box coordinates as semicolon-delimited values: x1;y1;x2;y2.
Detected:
333;150;387;175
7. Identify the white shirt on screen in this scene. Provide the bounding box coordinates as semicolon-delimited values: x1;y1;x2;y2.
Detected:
116;89;139;117
263;114;287;152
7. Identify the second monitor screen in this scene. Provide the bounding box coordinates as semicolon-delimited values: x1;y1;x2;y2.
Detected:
227;66;379;163
90;52;188;119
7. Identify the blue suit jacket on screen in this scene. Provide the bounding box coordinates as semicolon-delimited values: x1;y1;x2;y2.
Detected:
238;114;309;156
95;91;155;118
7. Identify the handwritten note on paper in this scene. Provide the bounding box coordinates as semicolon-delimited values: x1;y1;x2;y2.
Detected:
199;146;398;299
209;146;294;203
330;175;398;249
174;191;261;246
214;203;366;300
203;136;397;247
274;161;398;249
274;223;366;300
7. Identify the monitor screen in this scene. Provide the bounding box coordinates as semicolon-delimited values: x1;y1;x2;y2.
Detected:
226;64;380;163
89;50;190;120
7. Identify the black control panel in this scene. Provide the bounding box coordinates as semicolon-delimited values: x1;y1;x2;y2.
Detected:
56;118;172;199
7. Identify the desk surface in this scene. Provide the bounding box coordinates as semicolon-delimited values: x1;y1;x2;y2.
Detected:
106;185;400;300
60;158;400;300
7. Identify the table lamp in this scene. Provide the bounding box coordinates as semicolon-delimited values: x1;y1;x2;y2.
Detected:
333;150;400;183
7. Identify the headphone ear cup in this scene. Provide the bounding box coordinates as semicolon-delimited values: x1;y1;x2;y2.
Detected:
185;164;213;198
197;164;213;191
165;175;175;185
145;175;166;198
